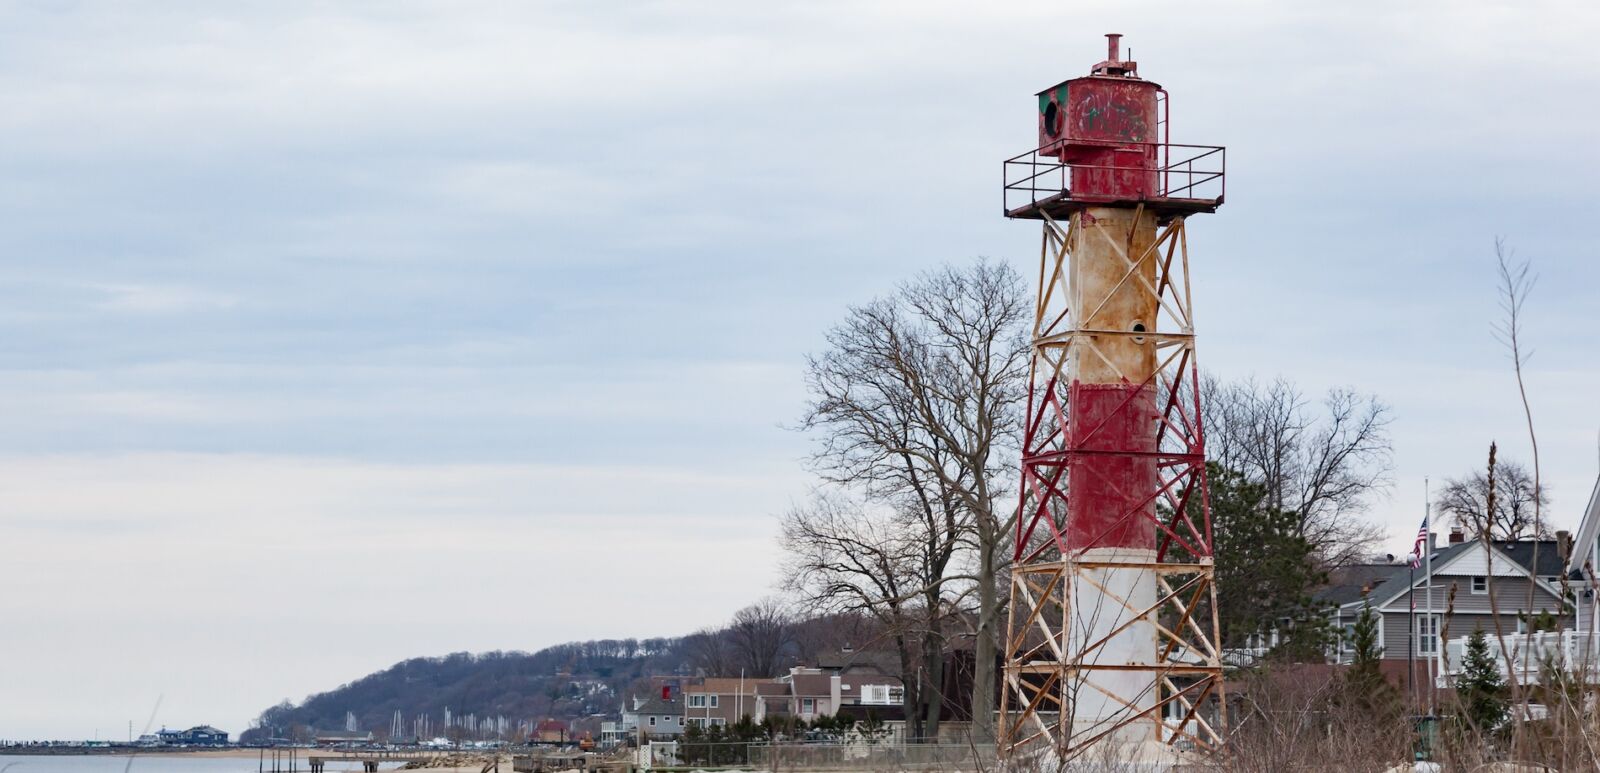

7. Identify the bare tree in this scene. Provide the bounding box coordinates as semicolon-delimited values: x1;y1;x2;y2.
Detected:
1202;375;1393;567
685;626;737;677
780;493;950;741
788;612;882;666
1437;459;1550;540
799;259;1029;741
728;598;795;678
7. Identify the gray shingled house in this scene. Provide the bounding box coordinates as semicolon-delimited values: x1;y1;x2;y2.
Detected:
1315;535;1569;686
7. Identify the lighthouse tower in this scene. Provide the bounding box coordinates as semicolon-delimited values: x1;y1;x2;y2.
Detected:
998;35;1228;763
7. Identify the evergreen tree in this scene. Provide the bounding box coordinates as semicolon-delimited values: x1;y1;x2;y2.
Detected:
857;711;889;744
1340;602;1400;715
1184;463;1331;653
1455;629;1509;732
681;721;706;765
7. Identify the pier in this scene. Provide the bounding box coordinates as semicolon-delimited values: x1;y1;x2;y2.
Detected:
304;750;448;772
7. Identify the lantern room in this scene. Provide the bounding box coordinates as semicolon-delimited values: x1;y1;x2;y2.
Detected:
1003;33;1226;220
1036;33;1162;200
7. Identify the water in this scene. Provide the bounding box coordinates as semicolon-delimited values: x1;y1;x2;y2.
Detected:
0;756;404;773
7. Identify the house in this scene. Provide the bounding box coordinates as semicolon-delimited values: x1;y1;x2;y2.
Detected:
599;720;626;746
681;676;775;728
814;646;899;676
751;682;793;722
620;690;685;739
1565;469;1600;630
1433;466;1599;684
1314;532;1569;699
156;725;230;746
775;665;905;722
313;730;372;747
533;719;569;743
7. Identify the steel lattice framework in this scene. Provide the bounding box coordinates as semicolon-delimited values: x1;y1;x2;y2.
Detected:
998;205;1226;762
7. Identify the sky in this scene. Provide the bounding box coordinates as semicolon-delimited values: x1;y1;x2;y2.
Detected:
1;0;1598;741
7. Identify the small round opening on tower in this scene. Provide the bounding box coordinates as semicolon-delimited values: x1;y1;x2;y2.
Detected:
1043;101;1060;137
1130;321;1147;344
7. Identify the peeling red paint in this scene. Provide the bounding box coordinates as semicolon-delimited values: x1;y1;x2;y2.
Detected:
1065;381;1159;551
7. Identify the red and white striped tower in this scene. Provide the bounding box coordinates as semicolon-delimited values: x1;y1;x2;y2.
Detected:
997;35;1229;764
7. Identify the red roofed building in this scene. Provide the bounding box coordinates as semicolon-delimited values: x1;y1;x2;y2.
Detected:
533;719;569;743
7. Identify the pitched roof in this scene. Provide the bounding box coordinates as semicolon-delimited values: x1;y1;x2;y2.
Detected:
815;649;898;675
1314;563;1404;607
686;677;777;695
1495;539;1568;578
626;695;683;716
1317;539;1568;613
839;673;902;690
788;674;832;697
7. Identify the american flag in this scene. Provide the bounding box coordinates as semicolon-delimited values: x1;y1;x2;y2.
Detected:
1409;515;1430;568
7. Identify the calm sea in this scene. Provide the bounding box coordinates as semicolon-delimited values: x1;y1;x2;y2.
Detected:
0;757;404;773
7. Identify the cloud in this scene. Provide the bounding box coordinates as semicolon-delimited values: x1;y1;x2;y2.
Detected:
0;450;799;736
0;0;1596;741
94;283;238;314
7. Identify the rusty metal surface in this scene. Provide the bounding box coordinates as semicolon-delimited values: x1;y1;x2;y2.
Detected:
1000;212;1227;761
999;37;1229;764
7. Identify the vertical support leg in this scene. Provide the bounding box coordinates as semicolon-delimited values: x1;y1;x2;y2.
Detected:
999;214;1225;766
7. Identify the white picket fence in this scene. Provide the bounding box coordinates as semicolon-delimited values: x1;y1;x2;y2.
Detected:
1441;630;1600;683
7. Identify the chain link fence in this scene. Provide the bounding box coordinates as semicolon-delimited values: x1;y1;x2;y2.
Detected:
747;741;996;770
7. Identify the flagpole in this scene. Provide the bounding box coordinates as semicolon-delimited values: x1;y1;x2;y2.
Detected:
1425;477;1435;716
1408;561;1416;704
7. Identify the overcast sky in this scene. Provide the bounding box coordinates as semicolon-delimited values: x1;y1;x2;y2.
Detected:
2;0;1598;740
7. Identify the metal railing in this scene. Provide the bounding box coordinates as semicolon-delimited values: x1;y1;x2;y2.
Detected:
1003;142;1225;215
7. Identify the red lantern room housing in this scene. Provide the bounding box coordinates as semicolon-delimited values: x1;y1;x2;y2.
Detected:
1005;34;1225;219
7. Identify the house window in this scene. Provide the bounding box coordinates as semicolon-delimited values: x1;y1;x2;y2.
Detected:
709;718;726;727
1417;615;1440;655
649;717;656;727
863;685;891;705
1338;622;1357;663
686;718;704;729
688;695;706;708
801;698;815;713
710;695;719;708
1472;576;1488;594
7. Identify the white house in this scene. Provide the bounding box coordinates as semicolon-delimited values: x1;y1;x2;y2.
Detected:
1566;468;1600;631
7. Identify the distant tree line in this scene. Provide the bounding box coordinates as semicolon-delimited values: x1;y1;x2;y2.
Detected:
240;641;681;743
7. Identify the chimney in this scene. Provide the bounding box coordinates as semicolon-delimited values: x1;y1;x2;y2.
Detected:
1559;530;1574;562
830;674;842;714
1449;525;1465;545
661;685;671;701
